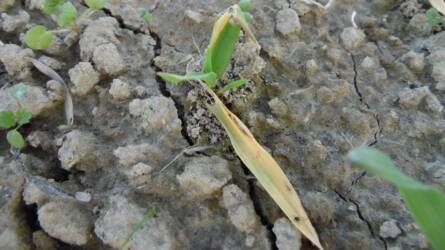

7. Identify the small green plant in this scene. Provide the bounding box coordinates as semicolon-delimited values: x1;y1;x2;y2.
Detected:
158;1;323;249
24;0;105;50
157;0;255;93
348;147;445;250
426;7;445;28
119;207;156;250
0;84;32;150
138;7;153;22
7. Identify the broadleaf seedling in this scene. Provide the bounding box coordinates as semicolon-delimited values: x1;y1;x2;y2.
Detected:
42;0;64;14
158;1;323;249
25;25;53;50
57;2;78;26
1;84;32;150
24;0;108;50
139;7;153;22
426;4;445;29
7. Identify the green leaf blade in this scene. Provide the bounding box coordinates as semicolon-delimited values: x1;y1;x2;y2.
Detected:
158;72;217;88
0;111;16;129
205;23;241;78
7;130;25;149
84;0;105;9
347;147;445;250
25;25;53;50
347;147;418;187
202;11;241;78
221;79;247;92
15;108;32;126
187;71;217;88
157;72;186;85
400;186;445;250
57;2;78;26
119;207;156;250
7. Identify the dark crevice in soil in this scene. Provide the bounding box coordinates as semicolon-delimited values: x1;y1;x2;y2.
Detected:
350;199;388;250
241;165;278;250
23;203;41;231
347;171;367;194
102;9;194;146
149;31;194;146
350;54;382;146
351;54;370;109
334;190;388;250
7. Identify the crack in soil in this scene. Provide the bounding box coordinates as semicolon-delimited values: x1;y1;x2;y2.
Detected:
242;165;279;250
102;9;194;146
334;189;388;250
149;31;194;146
350;54;382;147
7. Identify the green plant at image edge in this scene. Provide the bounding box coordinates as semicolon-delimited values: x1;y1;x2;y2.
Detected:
347;147;445;250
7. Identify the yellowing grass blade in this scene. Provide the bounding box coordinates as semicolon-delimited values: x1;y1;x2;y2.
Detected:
203;84;323;249
430;0;445;15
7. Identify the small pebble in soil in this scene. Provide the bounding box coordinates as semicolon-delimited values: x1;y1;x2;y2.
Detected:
222;184;259;233
379;219;402;239
177;156;232;200
273;217;302;250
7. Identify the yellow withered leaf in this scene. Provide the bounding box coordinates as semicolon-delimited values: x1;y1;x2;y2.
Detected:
429;0;445;15
202;83;323;250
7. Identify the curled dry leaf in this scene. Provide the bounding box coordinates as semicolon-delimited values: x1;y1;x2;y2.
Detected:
30;59;74;126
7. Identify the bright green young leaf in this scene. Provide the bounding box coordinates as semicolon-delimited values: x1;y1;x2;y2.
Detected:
7;130;25;149
9;83;28;100
57;2;78;26
239;0;252;11
15;108;32;126
347;147;445;250
25;25;53;50
202;11;241;78
157;72;188;85
0;111;16;129
187;71;217;87
41;0;65;14
84;0;105;9
426;8;440;26
138;8;153;22
158;71;217;88
220;79;247;92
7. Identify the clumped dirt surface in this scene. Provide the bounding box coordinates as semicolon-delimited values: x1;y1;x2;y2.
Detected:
1;0;445;249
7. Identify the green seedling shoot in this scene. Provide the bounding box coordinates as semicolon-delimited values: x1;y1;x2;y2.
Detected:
119;207;156;250
24;0;105;50
426;7;445;28
157;0;257;92
158;1;323;249
0;83;32;150
139;7;153;22
348;147;445;250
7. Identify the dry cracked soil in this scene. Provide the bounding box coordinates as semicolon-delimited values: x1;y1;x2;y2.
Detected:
1;0;445;249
